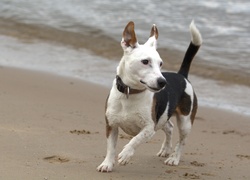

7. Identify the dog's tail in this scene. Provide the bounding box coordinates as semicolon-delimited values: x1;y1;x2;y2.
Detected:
178;20;202;79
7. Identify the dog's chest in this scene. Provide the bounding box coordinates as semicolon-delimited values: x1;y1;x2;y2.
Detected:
106;92;154;136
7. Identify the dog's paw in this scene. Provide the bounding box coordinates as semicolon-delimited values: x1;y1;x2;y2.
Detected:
164;152;180;166
118;146;134;165
157;148;171;157
97;161;114;172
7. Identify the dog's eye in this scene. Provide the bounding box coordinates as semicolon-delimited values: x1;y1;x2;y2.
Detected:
141;59;149;65
160;62;163;67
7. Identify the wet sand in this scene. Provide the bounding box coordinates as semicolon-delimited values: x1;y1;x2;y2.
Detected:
0;67;249;180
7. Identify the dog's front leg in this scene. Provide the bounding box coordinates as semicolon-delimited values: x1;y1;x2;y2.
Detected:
97;125;118;172
118;125;155;165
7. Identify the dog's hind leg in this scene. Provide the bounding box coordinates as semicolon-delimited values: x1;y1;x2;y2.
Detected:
97;126;118;172
164;113;192;166
157;120;174;157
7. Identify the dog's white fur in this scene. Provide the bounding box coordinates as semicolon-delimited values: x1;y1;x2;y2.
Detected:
97;21;202;172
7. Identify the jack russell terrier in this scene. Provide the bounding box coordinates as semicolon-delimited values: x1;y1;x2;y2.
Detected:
97;20;202;172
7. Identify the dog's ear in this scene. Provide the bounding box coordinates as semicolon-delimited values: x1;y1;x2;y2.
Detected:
144;24;158;49
121;21;138;50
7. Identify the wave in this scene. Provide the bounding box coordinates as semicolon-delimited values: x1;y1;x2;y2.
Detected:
0;17;249;87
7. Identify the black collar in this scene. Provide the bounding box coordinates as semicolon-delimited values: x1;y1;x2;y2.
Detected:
116;75;146;98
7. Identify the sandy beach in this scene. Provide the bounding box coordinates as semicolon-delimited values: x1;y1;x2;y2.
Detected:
0;66;249;180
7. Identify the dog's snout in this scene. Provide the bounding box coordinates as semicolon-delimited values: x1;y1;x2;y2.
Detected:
157;77;167;89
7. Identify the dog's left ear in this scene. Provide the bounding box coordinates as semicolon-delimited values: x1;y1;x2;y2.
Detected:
121;21;138;50
144;24;158;49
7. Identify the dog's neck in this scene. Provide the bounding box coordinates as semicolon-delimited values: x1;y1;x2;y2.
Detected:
116;75;146;99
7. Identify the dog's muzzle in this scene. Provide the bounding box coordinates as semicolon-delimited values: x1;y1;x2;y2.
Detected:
140;77;166;92
157;77;167;89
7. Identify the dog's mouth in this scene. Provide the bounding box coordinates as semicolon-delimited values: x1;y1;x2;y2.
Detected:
140;80;162;92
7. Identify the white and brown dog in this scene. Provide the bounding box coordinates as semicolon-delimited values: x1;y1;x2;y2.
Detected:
97;20;202;172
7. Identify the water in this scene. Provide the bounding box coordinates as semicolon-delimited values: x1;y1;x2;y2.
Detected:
0;0;249;116
0;0;249;72
0;36;117;85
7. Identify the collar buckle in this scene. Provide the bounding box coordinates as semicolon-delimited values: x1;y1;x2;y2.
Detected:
126;86;130;99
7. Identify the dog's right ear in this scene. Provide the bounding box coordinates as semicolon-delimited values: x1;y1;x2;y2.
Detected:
121;21;138;50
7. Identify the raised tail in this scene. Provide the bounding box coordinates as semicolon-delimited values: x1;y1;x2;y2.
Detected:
178;20;202;78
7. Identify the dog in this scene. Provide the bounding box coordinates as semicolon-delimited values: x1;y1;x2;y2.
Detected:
97;20;202;172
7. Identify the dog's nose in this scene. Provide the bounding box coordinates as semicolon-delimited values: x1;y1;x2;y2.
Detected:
157;77;167;89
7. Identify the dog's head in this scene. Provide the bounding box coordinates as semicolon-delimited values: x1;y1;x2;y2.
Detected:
118;21;166;92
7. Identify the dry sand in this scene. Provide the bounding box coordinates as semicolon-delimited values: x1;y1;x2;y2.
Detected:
0;66;249;180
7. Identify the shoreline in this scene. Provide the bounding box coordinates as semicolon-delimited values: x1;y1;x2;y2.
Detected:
0;17;249;87
0;66;249;179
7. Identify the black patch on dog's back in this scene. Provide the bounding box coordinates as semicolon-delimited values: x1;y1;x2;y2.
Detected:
154;72;187;122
